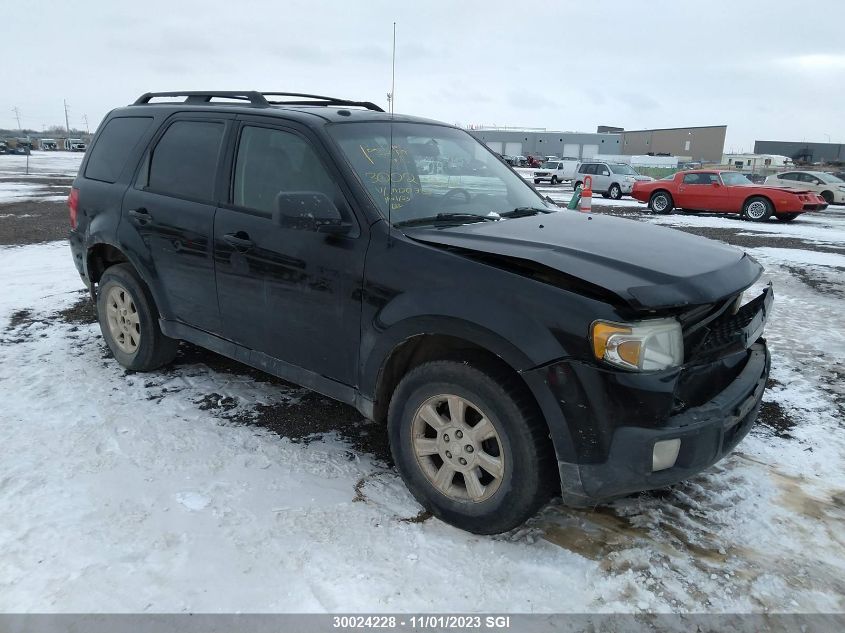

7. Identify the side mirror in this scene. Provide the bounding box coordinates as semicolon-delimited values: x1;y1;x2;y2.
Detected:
274;192;352;235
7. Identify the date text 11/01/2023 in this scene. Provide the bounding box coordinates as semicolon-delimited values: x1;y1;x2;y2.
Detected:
332;615;512;629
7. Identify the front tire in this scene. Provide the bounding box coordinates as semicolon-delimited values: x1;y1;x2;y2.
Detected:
551;176;559;185
742;196;772;222
534;179;541;185
649;191;674;214
97;263;178;371
388;361;553;534
821;191;834;204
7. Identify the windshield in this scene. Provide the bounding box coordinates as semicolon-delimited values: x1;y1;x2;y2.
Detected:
328;122;549;225
540;161;559;169
816;172;844;184
721;172;752;185
610;164;638;175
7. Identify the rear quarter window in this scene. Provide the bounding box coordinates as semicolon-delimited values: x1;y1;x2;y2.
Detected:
84;117;154;183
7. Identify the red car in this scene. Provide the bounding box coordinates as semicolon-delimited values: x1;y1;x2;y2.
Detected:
632;170;828;222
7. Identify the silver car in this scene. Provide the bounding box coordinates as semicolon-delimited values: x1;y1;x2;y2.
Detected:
573;162;653;200
764;171;845;205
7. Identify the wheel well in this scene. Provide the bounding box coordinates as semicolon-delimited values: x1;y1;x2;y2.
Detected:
86;244;129;284
743;194;773;209
821;190;833;199
372;334;538;426
650;188;671;199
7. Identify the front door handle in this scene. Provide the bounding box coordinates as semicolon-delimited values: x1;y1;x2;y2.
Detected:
223;232;254;251
128;208;152;223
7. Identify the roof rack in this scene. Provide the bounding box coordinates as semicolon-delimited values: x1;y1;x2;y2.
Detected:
134;91;269;105
132;91;384;112
262;92;384;112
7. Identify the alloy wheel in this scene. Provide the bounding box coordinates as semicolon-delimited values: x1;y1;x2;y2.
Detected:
746;200;768;220
411;394;505;503
105;285;141;354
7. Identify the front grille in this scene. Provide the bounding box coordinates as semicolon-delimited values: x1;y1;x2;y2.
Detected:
689;288;770;360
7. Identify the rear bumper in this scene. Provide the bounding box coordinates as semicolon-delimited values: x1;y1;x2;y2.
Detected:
555;342;769;505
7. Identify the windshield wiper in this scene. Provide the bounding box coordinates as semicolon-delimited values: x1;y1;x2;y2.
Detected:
498;206;555;218
394;213;500;228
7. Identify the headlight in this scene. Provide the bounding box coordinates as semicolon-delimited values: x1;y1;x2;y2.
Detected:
591;318;683;371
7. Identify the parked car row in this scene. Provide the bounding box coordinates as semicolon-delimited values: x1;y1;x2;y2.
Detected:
764;170;845;205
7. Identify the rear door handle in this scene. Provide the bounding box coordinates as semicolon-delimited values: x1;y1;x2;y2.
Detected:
223;232;254;251
128;208;152;223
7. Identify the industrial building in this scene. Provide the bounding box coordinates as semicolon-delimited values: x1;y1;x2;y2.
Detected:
467;128;621;160
753;140;845;164
619;125;727;163
469;124;728;163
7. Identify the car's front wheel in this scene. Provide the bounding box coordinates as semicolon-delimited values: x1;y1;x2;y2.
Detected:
742;196;772;222
608;183;622;200
649;191;674;214
533;178;541;184
551;176;559;185
388;361;553;534
97;263;178;371
821;191;834;204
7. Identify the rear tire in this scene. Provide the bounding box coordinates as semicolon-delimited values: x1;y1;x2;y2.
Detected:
551;176;559;185
649;191;674;214
775;212;800;222
608;183;622;200
821;191;834;204
742;196;772;222
388;360;553;534
97;263;178;371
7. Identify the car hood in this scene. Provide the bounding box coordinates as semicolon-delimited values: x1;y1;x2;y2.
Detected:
404;211;762;311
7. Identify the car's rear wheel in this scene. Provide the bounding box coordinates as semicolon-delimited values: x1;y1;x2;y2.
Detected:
97;263;178;371
388;361;553;534
649;191;674;214
775;212;800;222
821;191;834;204
742;196;772;222
608;183;622;200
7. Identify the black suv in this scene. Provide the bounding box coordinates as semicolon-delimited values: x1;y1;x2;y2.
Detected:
69;91;772;534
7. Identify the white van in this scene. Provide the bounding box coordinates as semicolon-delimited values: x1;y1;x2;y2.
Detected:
533;158;580;185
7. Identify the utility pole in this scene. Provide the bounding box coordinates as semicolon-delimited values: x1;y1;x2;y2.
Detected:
12;106;22;131
64;99;71;133
83;114;89;134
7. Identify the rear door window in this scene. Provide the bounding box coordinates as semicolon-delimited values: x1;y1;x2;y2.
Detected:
84;117;154;183
146;120;225;202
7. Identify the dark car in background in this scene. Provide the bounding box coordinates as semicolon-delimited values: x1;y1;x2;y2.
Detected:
68;90;773;534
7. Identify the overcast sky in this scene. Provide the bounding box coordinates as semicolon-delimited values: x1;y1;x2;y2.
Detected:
4;0;844;151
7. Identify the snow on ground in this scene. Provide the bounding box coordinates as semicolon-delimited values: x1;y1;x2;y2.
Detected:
0;152;84;178
0;160;844;613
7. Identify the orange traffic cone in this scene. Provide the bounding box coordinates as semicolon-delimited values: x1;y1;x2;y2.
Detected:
579;175;593;213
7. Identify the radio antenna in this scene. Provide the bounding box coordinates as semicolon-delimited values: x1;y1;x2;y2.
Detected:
390;21;396;116
387;21;396;235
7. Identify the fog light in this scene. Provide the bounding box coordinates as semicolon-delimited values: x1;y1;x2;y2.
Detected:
652;439;681;472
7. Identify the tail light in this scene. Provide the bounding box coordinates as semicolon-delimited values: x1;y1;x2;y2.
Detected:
68;187;79;229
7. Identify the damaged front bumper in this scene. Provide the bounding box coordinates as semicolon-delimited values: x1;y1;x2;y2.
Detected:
556;342;769;505
522;288;773;507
